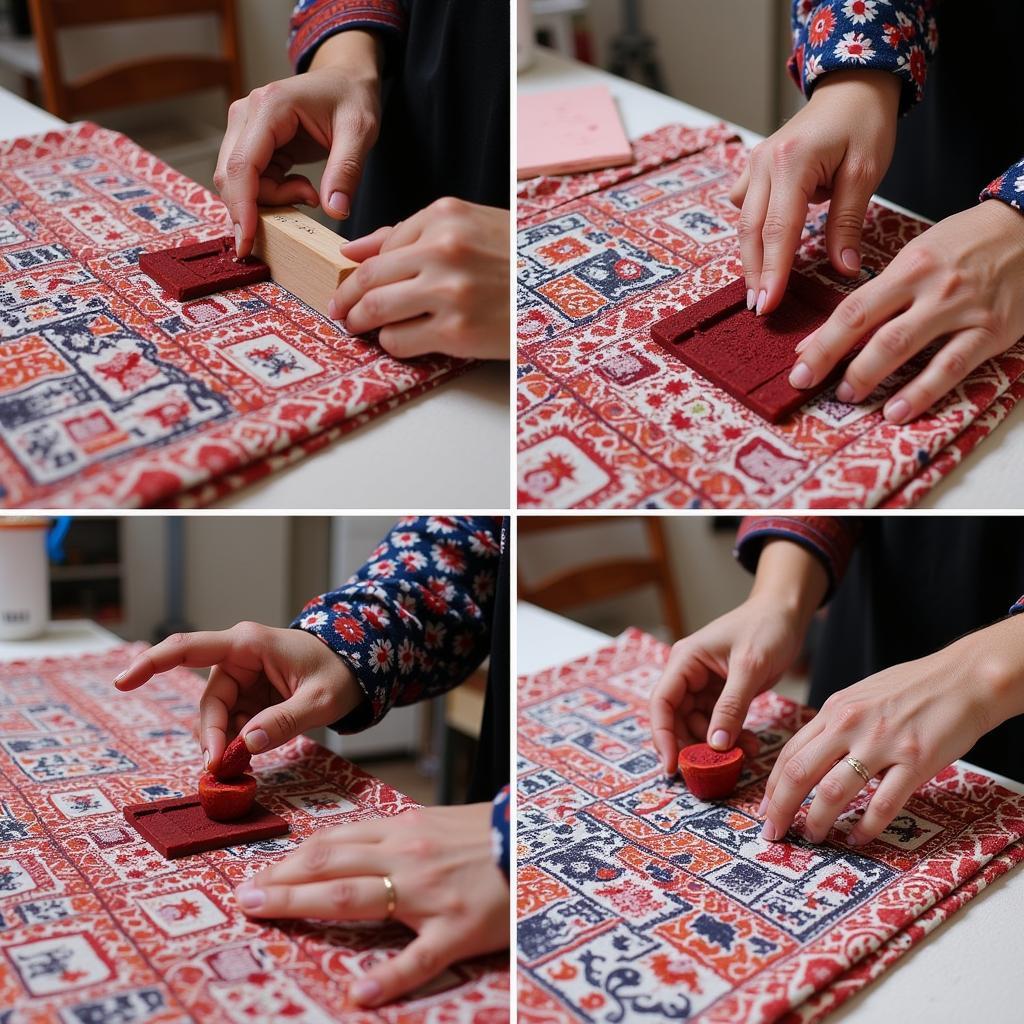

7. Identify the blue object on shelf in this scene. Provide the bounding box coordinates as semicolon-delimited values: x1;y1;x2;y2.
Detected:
47;517;72;563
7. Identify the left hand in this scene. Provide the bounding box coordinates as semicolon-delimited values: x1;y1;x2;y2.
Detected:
234;802;509;1007
329;197;509;360
789;200;1024;423
759;614;1024;848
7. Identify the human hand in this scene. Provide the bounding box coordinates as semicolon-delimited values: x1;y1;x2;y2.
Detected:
234;802;509;1007
788;200;1024;423
759;613;1024;847
649;541;827;774
113;623;360;770
730;69;900;315
214;31;382;257
329;198;510;360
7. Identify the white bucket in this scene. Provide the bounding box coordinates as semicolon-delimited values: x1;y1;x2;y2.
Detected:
0;518;50;641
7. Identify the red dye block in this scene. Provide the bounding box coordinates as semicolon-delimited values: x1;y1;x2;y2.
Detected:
215;733;252;780
650;274;858;423
123;794;288;858
199;771;256;822
138;236;270;300
678;743;745;800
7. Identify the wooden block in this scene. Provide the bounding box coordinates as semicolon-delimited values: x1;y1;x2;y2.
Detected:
253;206;358;317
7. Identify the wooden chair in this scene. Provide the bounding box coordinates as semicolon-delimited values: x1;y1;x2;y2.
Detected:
27;0;242;121
518;516;685;638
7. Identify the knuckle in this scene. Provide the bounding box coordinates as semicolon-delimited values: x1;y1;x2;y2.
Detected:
828;207;865;233
877;324;912;360
411;944;440;976
224;150;249;180
817;776;846;803
761;213;790;247
902;246;935;279
836;296;867;334
843;156;878;184
302;840;331;874
431;195;464;217
357;292;381;322
972;309;1002;340
783;757;807;786
897;736;922;766
870;791;900;819
771;137;799;163
272;705;299;740
232;620;262;644
434;231;470;263
836;702;864;730
738;209;760;238
713;691;746;723
332;155;363;184
327;880;353;913
212;169;226;191
937;347;970;381
165;632;188;648
937;270;964;301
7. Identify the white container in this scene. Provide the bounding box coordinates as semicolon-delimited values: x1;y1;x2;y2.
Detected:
0;518;50;640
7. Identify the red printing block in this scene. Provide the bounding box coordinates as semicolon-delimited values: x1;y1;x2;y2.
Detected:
138;236;270;301
123;794;288;859
650;273;861;423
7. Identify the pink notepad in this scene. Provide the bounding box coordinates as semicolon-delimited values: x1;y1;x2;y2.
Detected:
517;83;633;179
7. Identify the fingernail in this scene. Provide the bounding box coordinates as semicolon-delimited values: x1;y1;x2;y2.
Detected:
755;289;767;316
746;288;754;311
836;381;855;403
804;828;822;845
757;796;768;817
244;728;269;754
352;979;382;1005
234;223;242;257
841;247;861;273
760;820;778;842
884;397;910;424
236;884;265;910
203;750;210;770
329;191;350;217
789;362;813;389
327;297;337;320
112;672;125;688
710;729;730;750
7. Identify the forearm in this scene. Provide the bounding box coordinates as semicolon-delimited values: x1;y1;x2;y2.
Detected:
748;539;828;633
309;28;383;80
289;0;403;74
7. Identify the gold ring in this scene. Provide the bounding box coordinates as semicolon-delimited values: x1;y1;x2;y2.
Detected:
845;756;871;785
382;875;397;920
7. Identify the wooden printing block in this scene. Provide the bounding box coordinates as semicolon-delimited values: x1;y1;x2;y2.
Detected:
124;793;288;859
138;236;270;300
650;273;861;423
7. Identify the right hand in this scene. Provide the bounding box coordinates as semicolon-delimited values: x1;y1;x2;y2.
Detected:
729;69;901;317
214;31;382;257
113;623;361;771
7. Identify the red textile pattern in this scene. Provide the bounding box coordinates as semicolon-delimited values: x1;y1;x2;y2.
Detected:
0;644;509;1022
516;629;1024;1023
0;123;462;508
516;124;1024;508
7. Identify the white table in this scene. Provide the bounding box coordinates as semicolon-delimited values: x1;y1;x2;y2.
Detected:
0;85;509;509
0;617;121;660
517;601;1024;1023
519;50;1024;509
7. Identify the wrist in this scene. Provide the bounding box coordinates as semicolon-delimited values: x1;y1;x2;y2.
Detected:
966;616;1024;727
749;540;828;633
812;68;901;119
309;29;383;82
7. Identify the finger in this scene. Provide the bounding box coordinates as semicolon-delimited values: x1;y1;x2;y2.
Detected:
253;840;383;887
729;163;750;209
650;692;681;775
761;717;825;812
825;160;875;279
836;308;939;404
332;247;425;320
213;99;246;199
240;687;338;754
340;225;394;262
685;709;710;744
707;648;768;751
112;630;237;690
320;110;379;219
762;726;845;841
258;171;320;209
789;274;911;392
650;644;715;774
344;282;430;334
377;317;435;359
199;666;238;769
802;754;877;844
737;166;770;311
881;327;997;425
757;176;812;316
352;926;454;1008
236;874;390;921
847;765;920;846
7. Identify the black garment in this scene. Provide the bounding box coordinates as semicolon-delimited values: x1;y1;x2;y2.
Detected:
878;1;1024;222
468;516;510;803
810;518;1024;782
348;0;509;240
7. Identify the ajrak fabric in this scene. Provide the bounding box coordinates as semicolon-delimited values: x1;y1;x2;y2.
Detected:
0;644;509;1022
516;629;1024;1023
516;123;1024;508
288;0;404;73
0;123;463;508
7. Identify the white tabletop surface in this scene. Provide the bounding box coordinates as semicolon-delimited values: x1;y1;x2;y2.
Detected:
519;50;1024;510
0;618;122;660
517;601;1024;1023
0;85;510;510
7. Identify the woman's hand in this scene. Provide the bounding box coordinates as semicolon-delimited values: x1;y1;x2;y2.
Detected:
649;541;827;774
788;200;1024;423
113;623;360;770
234;803;509;1007
330;198;510;360
214;31;382;257
730;69;900;316
760;614;1024;847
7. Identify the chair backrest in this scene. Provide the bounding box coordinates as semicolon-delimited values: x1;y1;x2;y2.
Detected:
28;0;243;121
518;516;685;638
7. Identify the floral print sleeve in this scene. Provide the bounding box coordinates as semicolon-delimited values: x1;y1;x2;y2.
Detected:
980;160;1024;215
788;1;937;116
492;785;510;880
292;515;502;733
288;0;405;74
1012;595;1024;616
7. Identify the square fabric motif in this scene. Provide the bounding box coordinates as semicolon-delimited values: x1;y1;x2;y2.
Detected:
517;124;1024;508
0;123;465;507
0;645;508;1021
517;629;1024;1023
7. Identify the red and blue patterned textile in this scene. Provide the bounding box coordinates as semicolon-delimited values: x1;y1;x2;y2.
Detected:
517;628;1024;1023
0;644;509;1022
288;0;404;73
0;123;464;508
516;123;1024;508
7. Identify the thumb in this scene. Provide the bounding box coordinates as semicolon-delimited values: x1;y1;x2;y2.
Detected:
240;691;324;755
825;161;874;278
320;112;378;220
707;652;764;751
340;225;393;262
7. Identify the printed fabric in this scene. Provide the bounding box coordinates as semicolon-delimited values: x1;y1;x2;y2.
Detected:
289;0;404;73
516;628;1024;1023
0;645;509;1022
